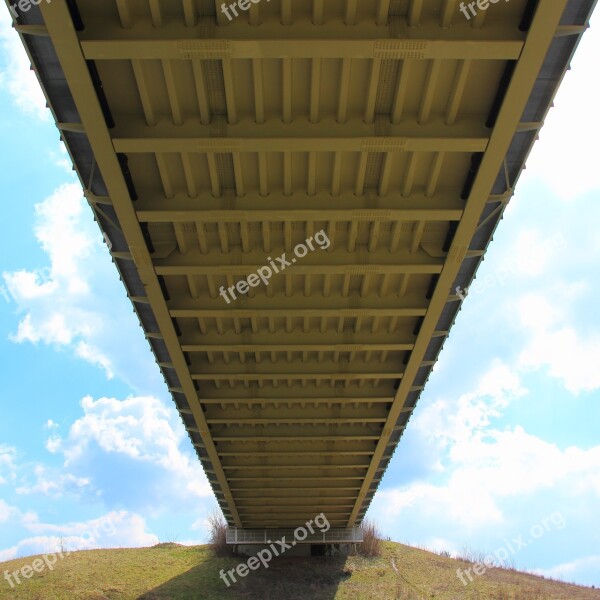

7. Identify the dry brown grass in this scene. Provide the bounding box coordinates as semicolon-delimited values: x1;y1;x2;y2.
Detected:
207;509;230;556
358;519;383;557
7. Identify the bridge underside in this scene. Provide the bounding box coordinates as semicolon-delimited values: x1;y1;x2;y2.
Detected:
11;0;595;529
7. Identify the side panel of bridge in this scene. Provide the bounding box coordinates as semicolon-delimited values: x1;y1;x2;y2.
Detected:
11;0;595;530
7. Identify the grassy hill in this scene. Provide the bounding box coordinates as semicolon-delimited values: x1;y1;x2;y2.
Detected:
0;541;598;600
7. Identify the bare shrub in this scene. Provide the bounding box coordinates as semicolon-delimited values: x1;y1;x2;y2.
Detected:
207;509;230;556
358;519;382;557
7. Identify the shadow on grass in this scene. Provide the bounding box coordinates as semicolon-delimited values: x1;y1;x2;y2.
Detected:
137;552;352;600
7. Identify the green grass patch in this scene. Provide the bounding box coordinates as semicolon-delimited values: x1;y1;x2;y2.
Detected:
0;541;597;599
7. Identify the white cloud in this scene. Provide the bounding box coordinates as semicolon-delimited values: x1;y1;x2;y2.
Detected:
45;436;61;454
3;182;163;392
75;341;114;380
49;141;74;174
0;8;49;120
525;19;600;200
4;270;57;300
416;362;525;451
3;184;115;378
421;537;458;555
517;293;600;394
50;395;212;503
520;327;600;394
506;231;568;278
0;500;38;534
373;481;504;528
0;511;159;561
16;465;91;498
191;516;210;532
541;555;600;584
0;398;211;558
30;186;95;291
0;445;17;486
0;499;18;524
371;363;600;532
373;364;526;527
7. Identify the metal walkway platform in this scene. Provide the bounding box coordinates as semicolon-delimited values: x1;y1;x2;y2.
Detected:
226;527;363;545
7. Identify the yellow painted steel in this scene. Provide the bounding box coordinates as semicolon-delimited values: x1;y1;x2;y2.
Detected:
6;0;588;531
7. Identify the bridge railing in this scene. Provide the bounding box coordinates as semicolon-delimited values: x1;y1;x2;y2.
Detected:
226;526;364;545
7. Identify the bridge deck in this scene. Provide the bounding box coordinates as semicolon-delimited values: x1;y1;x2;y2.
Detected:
11;0;595;529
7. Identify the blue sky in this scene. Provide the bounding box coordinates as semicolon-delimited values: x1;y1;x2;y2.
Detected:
1;7;599;590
